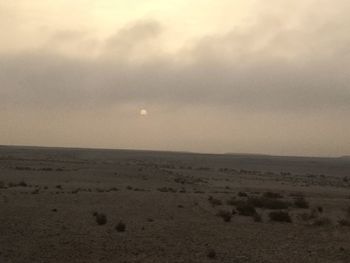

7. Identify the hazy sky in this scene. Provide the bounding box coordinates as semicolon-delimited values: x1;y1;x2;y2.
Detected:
1;0;349;156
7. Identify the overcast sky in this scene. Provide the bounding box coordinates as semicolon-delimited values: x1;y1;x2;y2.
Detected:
1;0;349;156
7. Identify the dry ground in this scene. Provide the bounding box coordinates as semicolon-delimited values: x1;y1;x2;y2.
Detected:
0;146;350;262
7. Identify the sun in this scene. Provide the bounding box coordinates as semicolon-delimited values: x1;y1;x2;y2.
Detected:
140;109;148;116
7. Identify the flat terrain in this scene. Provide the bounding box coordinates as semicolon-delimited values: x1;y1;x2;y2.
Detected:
0;146;350;263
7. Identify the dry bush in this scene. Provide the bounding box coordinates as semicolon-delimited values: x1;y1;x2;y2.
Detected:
312;217;332;226
31;189;39;194
208;196;222;206
115;221;126;232
248;197;290;209
338;219;350;227
253;213;263;222
269;211;292;223
95;213;107;225
294;197;309;208
263;192;283;199
216;210;232;222
158;187;177;193
207;249;217;259
226;197;237;206
18;181;27;187
235;201;257;216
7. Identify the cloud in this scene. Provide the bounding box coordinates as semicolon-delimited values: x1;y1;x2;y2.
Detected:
1;3;350;112
1;2;350;155
103;19;164;60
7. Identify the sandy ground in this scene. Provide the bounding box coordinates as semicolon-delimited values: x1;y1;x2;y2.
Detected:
0;146;350;263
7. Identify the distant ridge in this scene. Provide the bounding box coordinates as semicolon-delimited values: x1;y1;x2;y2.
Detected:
224;153;272;157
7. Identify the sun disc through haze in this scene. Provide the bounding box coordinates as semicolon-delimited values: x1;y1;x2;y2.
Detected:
140;109;148;116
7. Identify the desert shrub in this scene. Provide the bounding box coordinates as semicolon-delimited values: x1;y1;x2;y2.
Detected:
216;210;232;222
253;213;262;222
31;189;39;194
207;249;216;259
294;197;309;208
238;192;248;197
346;206;350;216
208;196;222;206
18;181;27;187
269;211;292;223
289;192;304;198
263;192;283;199
312;217;331;226
338;219;350;227
55;185;62;189
95;213;107;225
226;197;237;206
8;182;16;187
248;197;290;209
158;187;177;193
317;206;323;213
126;185;133;190
298;212;314;222
0;181;5;189
235;201;257;216
72;188;80;194
115;221;126;232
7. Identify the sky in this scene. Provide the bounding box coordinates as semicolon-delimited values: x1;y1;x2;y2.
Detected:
0;0;349;156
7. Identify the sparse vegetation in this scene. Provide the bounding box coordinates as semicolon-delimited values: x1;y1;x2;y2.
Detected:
263;192;283;199
248;196;290;209
72;188;80;194
157;187;177;193
208;196;222;206
207;249;216;259
312;217;331;226
18;181;27;187
31;189;39;194
294;197;309;208
269;211;292;223
7;181;28;188
338;219;350;227
216;210;232;222
235;201;257;216
115;221;126;232
253;213;262;222
226;197;237;206
238;192;248;197
95;213;107;225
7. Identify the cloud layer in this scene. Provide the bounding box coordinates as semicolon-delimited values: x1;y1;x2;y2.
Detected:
1;0;349;155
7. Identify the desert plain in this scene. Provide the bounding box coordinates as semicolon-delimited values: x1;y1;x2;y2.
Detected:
0;145;350;263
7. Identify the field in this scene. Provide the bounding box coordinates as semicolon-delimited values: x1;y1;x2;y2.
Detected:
1;146;350;262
